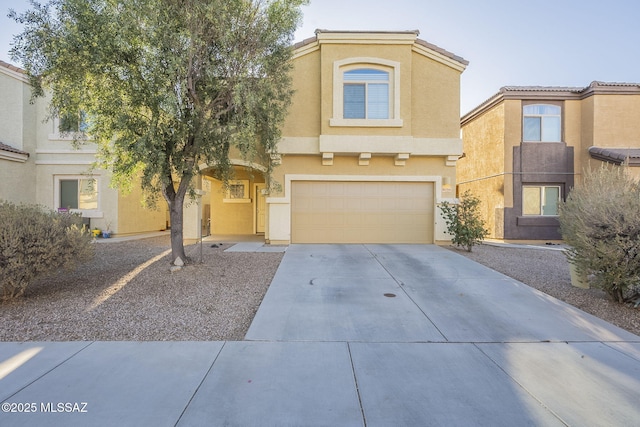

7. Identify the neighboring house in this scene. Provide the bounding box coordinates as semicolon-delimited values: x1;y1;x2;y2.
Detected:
0;60;166;235
459;82;640;241
193;30;468;244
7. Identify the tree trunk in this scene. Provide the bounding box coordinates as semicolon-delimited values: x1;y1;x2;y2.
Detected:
163;174;191;265
168;198;187;265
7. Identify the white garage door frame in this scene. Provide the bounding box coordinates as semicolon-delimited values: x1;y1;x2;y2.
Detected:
266;174;448;244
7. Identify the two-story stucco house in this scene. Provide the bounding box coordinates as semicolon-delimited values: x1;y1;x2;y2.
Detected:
193;30;468;244
0;60;167;235
3;29;468;244
459;82;640;241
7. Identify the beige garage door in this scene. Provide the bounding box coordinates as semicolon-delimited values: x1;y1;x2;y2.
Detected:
291;181;434;244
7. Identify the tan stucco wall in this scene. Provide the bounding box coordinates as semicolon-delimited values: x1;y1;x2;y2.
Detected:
319;43;413;137
281;49;321;137
411;52;461;138
206;168;266;235
272;155;453;194
592;94;640;147
459;103;506;238
116;183;167;235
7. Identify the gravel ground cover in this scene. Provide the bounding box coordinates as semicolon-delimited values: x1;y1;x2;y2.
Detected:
0;236;282;341
1;237;639;340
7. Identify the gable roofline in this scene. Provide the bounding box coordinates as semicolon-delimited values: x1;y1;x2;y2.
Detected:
0;141;29;163
0;60;29;83
462;81;640;125
293;29;468;71
589;146;640;166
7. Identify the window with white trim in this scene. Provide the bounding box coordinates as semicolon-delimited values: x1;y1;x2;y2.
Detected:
343;69;389;119
223;180;251;203
56;177;99;211
523;185;560;216
59;111;89;134
330;58;402;127
523;104;561;142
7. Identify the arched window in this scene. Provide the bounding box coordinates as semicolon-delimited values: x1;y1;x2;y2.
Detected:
330;58;402;127
523;104;561;142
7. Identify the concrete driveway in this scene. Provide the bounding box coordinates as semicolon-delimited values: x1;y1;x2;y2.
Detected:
1;244;639;426
244;244;640;426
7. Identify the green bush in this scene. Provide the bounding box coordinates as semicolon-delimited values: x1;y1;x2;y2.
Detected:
559;165;640;303
0;201;94;301
440;190;489;252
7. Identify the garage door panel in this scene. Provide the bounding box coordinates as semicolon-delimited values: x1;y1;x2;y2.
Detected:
292;181;434;244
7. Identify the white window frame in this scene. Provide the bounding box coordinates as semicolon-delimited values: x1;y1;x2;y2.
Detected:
48;116;91;141
523;104;561;142
522;185;561;216
54;175;103;218
330;57;402;127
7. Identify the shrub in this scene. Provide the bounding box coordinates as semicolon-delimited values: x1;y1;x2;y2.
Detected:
0;201;94;301
559;165;640;303
440;190;489;252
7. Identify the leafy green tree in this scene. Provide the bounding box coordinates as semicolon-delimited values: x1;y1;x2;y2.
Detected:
440;190;489;252
559;165;640;303
10;0;306;264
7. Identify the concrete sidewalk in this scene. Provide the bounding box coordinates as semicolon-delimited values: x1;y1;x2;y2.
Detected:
1;244;639;426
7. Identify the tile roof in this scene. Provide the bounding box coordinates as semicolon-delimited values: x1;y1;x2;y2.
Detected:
0;142;29;156
462;81;640;124
293;30;468;66
0;60;26;74
589;147;640;166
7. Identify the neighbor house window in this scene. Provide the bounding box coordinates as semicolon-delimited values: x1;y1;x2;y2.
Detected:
58;178;98;210
343;69;389;119
59;111;89;134
523;104;561;142
523;185;560;215
330;58;402;127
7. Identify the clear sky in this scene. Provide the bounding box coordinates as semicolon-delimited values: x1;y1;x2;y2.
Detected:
2;0;639;114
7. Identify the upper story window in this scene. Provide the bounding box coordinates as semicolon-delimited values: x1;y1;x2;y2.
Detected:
330;57;402;127
523;104;561;142
49;111;91;141
59;111;89;134
343;69;389;119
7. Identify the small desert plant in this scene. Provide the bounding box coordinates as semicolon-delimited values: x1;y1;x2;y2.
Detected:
0;201;94;300
559;165;640;303
440;190;489;252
